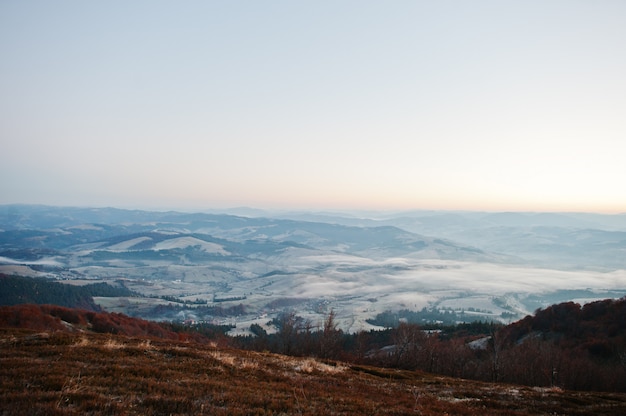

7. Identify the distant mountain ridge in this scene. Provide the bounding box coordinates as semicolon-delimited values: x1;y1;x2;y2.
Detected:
4;204;625;270
276;209;626;271
0;204;503;262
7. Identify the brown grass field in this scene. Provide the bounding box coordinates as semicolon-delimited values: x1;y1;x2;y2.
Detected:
1;328;626;415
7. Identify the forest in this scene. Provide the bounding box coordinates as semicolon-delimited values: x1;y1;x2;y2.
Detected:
0;274;136;310
231;298;626;392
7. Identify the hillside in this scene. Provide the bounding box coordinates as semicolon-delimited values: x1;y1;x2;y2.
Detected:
1;298;625;404
2;328;626;415
0;274;136;311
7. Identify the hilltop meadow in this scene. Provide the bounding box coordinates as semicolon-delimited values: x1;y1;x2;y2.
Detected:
2;327;626;416
1;300;626;415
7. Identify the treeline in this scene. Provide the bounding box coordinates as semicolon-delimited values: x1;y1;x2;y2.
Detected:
158;295;208;304
234;299;626;392
237;310;347;359
366;307;507;326
0;274;136;311
139;303;246;321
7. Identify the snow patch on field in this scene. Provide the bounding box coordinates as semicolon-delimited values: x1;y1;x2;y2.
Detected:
68;224;103;231
0;265;49;277
108;237;153;250
0;256;63;266
154;237;229;255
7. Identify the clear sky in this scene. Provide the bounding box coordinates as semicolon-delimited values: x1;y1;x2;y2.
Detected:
1;1;625;213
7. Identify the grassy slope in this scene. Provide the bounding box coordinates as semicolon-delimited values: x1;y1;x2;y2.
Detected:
1;329;626;415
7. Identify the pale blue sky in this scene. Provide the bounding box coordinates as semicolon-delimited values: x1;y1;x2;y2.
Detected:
2;1;625;212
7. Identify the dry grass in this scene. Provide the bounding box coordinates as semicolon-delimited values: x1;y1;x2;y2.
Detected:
102;336;125;350
292;357;347;374
71;336;91;347
208;350;237;366
1;328;625;415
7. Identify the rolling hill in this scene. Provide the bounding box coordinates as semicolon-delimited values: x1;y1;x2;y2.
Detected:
1;205;625;332
2;303;626;415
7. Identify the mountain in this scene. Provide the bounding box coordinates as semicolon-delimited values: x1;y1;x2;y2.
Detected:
1;205;625;332
290;210;626;271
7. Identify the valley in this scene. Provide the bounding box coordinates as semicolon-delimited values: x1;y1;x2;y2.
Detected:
1;205;625;333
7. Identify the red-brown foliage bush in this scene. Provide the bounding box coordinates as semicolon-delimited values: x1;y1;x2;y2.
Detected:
0;304;183;342
41;305;89;326
0;304;65;331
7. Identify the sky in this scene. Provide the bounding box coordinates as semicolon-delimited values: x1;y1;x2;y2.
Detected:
1;1;625;213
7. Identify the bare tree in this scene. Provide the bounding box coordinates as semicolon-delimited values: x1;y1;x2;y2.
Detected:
275;311;298;355
392;323;425;369
319;309;342;359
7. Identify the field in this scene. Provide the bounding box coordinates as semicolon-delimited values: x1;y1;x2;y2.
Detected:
2;328;626;415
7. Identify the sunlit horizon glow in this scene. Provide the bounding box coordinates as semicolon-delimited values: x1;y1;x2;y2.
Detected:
2;1;625;215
